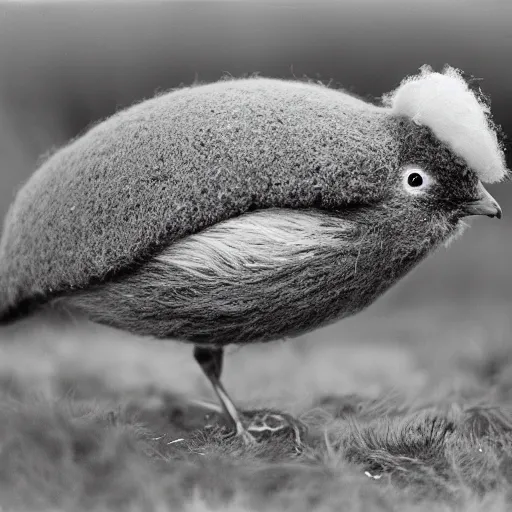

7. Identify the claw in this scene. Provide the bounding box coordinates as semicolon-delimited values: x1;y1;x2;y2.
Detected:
243;410;307;449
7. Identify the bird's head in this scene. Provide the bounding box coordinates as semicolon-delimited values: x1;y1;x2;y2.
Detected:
361;65;507;244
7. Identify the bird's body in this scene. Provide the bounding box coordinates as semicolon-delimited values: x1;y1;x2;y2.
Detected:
0;66;507;444
0;77;395;320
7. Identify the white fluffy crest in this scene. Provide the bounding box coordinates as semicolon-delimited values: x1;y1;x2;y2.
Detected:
384;65;507;183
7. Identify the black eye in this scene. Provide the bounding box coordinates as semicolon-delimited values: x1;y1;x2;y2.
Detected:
407;172;423;187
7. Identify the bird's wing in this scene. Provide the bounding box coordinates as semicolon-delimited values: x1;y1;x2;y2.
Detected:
0;78;391;321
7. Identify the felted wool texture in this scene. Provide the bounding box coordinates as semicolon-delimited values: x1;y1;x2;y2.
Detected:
0;78;400;319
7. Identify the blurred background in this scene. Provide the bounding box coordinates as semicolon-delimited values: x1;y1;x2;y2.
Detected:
0;0;510;407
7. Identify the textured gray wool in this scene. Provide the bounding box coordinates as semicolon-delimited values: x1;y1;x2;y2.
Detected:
0;75;492;324
0;78;400;318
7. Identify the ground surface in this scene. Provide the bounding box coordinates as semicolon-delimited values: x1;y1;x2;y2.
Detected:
0;220;510;511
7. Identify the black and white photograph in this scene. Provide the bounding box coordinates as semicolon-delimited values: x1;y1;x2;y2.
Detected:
0;0;511;510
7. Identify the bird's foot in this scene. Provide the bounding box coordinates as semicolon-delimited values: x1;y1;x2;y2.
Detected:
240;409;307;452
201;404;307;451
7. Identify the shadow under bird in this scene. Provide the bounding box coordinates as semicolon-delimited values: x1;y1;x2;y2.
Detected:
0;65;507;445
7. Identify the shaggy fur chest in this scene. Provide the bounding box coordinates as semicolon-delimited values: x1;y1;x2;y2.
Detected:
61;209;444;346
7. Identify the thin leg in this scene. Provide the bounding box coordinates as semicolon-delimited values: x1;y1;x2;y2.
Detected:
193;345;255;444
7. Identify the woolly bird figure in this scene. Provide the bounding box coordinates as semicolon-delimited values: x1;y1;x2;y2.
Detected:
0;65;507;445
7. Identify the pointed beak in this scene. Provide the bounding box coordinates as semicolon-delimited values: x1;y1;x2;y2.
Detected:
462;182;502;219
